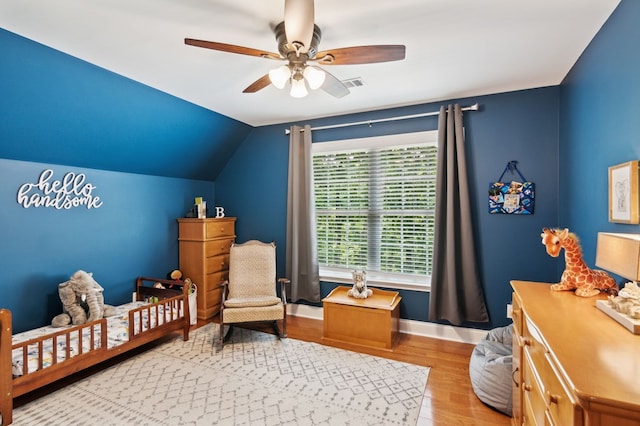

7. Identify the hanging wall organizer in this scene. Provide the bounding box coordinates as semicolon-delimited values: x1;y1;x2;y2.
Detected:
488;161;535;214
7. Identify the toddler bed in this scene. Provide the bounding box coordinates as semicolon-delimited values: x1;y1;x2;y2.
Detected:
0;276;190;426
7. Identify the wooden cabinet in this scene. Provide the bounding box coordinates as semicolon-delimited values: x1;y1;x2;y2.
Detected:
178;218;236;320
511;281;640;426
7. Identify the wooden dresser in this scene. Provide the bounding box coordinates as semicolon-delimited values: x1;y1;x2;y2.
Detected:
177;217;236;320
511;281;640;426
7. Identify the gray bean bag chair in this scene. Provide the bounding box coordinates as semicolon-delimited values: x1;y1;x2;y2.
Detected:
469;324;513;416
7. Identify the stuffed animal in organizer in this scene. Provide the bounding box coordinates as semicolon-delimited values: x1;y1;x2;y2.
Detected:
51;270;117;327
540;228;618;297
347;270;373;299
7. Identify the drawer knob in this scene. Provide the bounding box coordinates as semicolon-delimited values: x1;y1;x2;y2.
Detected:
523;384;532;392
521;337;531;346
546;391;560;404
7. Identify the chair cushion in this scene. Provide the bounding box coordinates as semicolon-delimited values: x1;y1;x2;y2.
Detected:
222;303;284;324
224;296;281;308
228;241;277;299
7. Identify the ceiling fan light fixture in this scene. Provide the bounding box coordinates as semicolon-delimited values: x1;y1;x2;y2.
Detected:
303;66;325;90
284;0;314;53
269;65;291;89
290;78;308;98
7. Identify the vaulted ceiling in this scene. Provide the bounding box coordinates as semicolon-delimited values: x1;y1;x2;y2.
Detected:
0;0;621;127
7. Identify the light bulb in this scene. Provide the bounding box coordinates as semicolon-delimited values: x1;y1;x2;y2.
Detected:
268;65;291;89
290;78;308;98
303;66;326;90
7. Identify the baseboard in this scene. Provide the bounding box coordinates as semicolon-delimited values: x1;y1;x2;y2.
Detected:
286;303;487;345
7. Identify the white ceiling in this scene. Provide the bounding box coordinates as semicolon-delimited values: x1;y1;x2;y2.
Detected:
0;0;621;127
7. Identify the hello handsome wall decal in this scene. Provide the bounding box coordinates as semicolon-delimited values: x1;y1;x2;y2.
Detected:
17;169;103;210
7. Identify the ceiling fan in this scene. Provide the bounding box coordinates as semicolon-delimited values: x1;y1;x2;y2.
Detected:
184;0;405;98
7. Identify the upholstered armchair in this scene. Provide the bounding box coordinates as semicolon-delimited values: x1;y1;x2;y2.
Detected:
219;240;289;346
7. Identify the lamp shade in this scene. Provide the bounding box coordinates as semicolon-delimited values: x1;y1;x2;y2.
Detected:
268;65;291;89
595;232;640;281
303;66;325;90
290;78;308;98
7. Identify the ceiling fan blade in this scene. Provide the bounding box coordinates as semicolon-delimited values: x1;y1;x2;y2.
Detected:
243;74;272;93
284;0;314;53
185;38;282;60
319;68;350;98
315;45;406;65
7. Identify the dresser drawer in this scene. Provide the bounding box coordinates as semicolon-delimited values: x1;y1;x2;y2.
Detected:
523;353;547;426
523;390;538;426
178;218;236;241
523;317;550;381
204;271;228;288
544;353;581;426
204;282;223;305
205;254;230;274
523;318;580;426
205;220;235;239
205;238;233;257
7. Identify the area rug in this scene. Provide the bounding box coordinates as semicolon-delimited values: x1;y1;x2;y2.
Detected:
12;323;430;425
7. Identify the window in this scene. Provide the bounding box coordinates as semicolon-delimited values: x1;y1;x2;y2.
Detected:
312;131;437;291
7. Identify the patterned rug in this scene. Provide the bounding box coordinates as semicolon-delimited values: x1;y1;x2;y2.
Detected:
12;323;429;425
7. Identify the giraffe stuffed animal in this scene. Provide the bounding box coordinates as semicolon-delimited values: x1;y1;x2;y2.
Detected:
540;228;618;297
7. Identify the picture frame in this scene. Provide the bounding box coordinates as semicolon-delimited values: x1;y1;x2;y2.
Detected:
608;160;639;224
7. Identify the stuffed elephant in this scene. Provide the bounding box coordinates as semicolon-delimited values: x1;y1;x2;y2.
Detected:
51;270;117;327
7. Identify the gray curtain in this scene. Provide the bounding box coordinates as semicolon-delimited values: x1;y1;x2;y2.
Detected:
285;125;321;302
428;104;489;325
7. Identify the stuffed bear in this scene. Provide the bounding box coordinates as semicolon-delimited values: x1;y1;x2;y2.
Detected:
347;270;372;299
51;270;117;327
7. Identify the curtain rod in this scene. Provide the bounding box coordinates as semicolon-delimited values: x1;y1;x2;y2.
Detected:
284;103;479;135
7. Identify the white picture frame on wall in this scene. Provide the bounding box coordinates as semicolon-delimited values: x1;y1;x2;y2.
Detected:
608;160;639;224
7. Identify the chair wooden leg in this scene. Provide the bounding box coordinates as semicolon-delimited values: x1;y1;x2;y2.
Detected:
281;316;287;338
222;325;234;342
273;319;287;339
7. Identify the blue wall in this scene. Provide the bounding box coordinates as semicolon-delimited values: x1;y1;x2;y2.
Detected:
0;28;253;181
217;87;561;330
560;0;640;273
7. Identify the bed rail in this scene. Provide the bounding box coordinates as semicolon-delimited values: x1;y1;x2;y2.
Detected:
128;294;187;342
12;319;108;398
1;309;12;426
136;276;191;341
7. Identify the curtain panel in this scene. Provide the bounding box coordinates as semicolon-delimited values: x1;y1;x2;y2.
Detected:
428;105;489;325
285;125;321;302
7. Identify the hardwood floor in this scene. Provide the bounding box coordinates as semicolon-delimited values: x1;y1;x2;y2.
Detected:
234;315;512;426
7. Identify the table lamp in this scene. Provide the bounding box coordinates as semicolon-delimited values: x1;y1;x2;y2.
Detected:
595;232;640;334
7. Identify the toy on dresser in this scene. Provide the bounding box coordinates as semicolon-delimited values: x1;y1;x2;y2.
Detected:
540;227;618;297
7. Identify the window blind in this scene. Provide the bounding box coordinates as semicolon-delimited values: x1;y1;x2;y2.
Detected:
313;132;437;283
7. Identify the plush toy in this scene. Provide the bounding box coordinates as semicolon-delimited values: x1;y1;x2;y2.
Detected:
540;228;618;297
52;270;117;327
347;270;372;299
167;269;182;280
